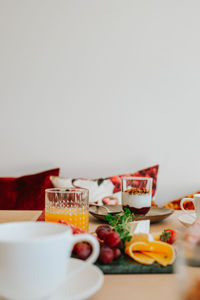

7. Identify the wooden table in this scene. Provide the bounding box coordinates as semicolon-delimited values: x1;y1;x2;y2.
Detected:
0;210;184;300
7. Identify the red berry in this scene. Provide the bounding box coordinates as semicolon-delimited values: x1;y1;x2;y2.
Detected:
160;229;177;245
99;246;114;264
96;225;111;240
76;243;92;260
113;248;121;259
104;231;121;248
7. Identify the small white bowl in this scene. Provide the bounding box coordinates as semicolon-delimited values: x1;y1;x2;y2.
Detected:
178;211;196;227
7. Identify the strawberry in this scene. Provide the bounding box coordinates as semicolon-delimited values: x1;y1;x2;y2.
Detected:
58;220;102;243
160;229;177;244
58;220;87;234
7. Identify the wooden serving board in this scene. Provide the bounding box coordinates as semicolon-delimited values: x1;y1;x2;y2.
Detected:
95;254;174;274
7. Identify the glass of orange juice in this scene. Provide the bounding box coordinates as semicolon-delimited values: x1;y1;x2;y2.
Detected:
45;188;89;231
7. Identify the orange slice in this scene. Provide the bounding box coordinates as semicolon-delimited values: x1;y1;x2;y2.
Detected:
126;234;151;247
129;252;155;265
127;241;155;252
125;241;148;255
142;241;175;266
125;241;175;266
125;242;155;265
142;251;174;267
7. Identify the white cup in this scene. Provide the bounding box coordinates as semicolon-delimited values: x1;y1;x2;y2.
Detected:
0;221;99;300
180;194;200;220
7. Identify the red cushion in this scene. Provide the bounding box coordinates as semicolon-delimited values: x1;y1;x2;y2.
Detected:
0;168;60;210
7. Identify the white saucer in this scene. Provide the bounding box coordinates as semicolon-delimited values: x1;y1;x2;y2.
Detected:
0;259;103;300
48;258;104;300
178;211;196;227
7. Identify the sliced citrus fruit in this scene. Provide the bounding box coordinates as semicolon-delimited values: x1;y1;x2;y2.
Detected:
127;241;155;252
142;242;175;266
125;242;155;264
129;252;155;265
125;240;175;266
126;234;151;247
146;241;175;254
125;242;148;256
142;251;174;266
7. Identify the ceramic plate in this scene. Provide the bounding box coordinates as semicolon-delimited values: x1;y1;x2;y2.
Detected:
0;258;103;300
48;258;103;300
178;212;196;227
89;205;174;224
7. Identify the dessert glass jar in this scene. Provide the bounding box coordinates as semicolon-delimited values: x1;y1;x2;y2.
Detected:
122;177;153;216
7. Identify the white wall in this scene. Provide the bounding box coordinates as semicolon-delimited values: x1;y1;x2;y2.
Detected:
1;0;200;206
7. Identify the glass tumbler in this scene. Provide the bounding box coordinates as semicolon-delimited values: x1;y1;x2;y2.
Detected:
45;188;89;231
122;177;153;216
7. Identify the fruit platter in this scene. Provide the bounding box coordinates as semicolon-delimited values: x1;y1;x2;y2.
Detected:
58;208;177;274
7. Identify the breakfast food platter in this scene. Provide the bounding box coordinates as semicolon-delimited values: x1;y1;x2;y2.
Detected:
89;205;174;224
73;208;176;274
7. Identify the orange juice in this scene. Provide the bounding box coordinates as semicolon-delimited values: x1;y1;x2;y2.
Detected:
45;207;89;231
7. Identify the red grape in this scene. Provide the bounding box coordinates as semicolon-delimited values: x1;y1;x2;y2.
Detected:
116;240;123;249
96;225;111;234
76;243;92;260
99;246;114;264
72;243;78;254
96;229;109;240
96;225;111;240
104;231;121;248
113;248;121;259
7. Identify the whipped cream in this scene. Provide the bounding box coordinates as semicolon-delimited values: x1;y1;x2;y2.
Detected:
122;191;151;209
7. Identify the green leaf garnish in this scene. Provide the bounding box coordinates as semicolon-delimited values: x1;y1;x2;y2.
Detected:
105;208;135;243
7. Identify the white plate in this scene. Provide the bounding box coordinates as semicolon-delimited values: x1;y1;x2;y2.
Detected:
0;259;103;300
178;211;196;227
49;258;104;300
